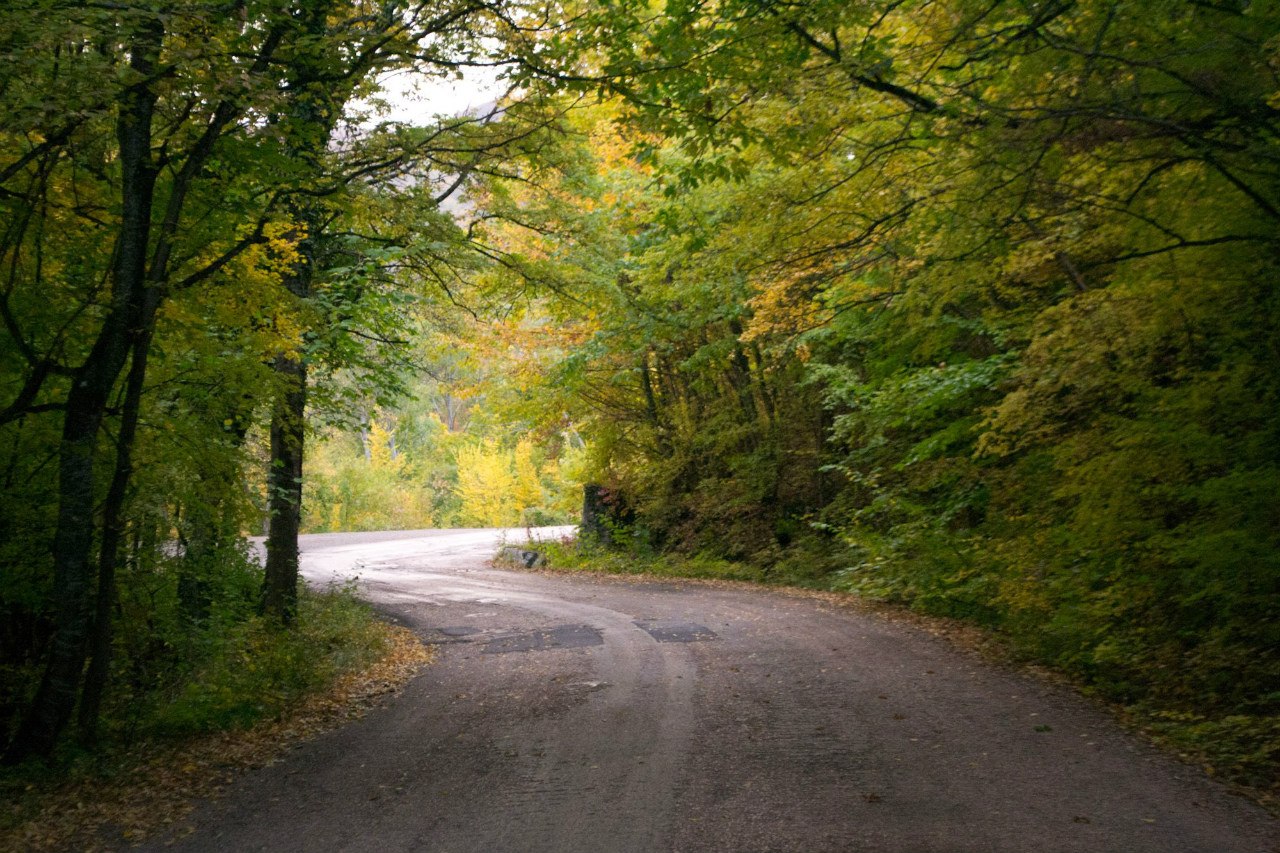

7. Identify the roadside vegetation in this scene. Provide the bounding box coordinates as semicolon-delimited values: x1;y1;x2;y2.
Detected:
0;584;429;852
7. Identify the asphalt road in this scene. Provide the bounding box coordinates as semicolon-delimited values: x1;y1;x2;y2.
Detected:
141;528;1278;853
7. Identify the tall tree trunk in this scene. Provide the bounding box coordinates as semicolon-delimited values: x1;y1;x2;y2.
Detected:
5;343;123;762
749;342;777;426
726;319;759;428
3;20;161;763
260;1;344;625
78;316;155;745
262;347;308;625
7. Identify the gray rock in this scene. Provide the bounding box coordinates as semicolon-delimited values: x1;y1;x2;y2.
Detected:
496;545;546;569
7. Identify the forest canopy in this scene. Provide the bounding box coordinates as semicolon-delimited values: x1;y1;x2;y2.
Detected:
0;0;1276;788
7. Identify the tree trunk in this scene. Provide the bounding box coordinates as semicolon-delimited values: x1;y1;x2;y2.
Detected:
78;318;155;745
581;485;614;546
5;359;117;762
262;350;307;625
259;1;344;625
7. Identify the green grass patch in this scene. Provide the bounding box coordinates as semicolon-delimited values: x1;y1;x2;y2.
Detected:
144;584;389;738
529;538;768;583
526;534;850;588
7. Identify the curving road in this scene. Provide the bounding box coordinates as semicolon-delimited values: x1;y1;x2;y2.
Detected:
142;528;1278;853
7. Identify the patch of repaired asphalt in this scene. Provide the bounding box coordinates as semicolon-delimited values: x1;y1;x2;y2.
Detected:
481;624;604;654
633;619;718;643
427;626;484;644
440;626;483;636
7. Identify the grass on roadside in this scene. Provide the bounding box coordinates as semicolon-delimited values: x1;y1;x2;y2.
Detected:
0;585;432;853
146;584;390;737
530;538;762;581
520;537;842;586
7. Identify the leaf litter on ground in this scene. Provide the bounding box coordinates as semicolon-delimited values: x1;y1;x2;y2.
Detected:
0;624;432;853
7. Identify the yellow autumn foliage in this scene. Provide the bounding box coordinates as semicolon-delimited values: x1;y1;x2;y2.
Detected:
454;438;546;527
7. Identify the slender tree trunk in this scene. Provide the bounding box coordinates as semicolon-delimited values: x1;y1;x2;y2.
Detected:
78;317;155;745
749;342;777;426
5;353;119;762
640;349;671;455
726;319;759;428
260;202;319;626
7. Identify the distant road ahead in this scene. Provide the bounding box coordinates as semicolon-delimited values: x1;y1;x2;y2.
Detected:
144;527;1277;853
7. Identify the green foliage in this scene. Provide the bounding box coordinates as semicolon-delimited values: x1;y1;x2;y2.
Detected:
301;359;585;532
304;419;436;533
534;538;768;584
1;539;385;747
146;585;385;737
4;0;1277;795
